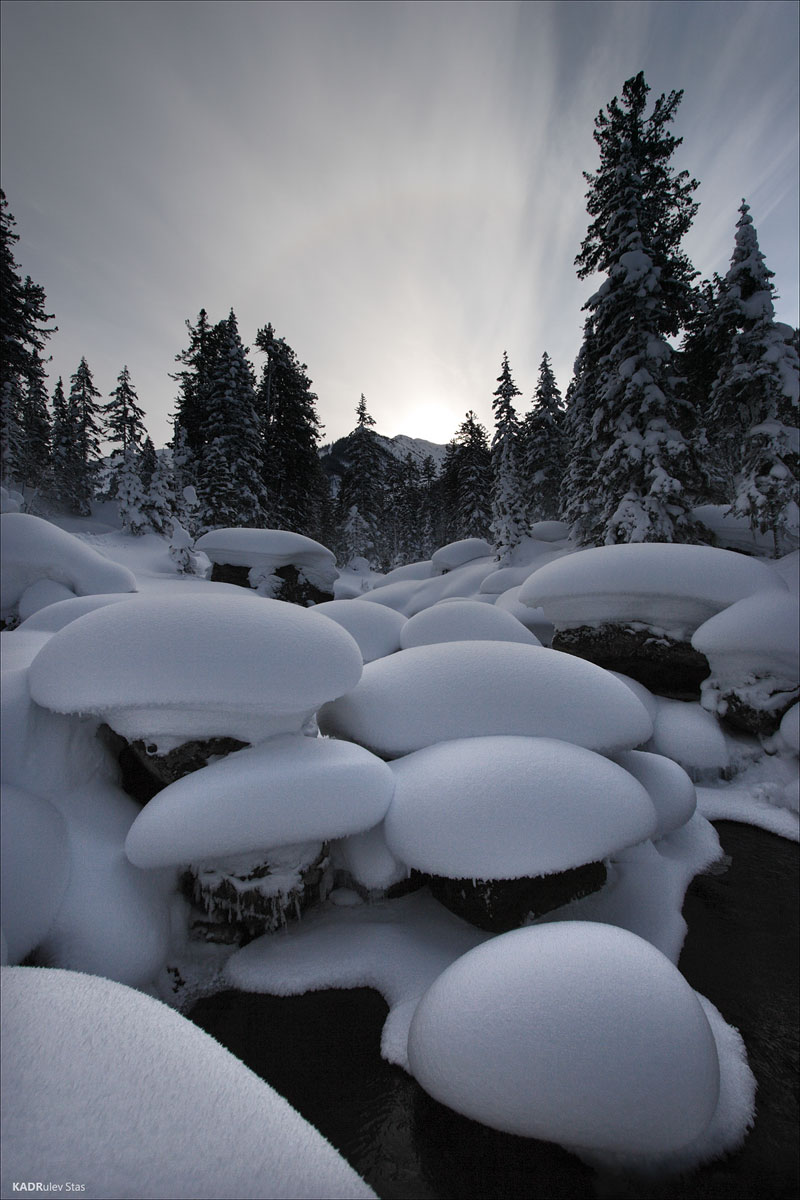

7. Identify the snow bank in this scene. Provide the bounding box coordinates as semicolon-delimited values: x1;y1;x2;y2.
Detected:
17;592;135;633
520;543;785;639
613;749;696;840
125;734;395;869
693;590;799;718
28;594;363;751
312;598;406;662
0;785;70;964
318;642;653;758
1;966;376;1200
359;556;500;618
1;512;137;620
399;600;539;649
431;538;493;572
385;737;656;878
407;923;720;1159
195;527;338;593
692;504;781;556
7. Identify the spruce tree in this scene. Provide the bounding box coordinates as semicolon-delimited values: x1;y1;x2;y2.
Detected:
49;377;71;498
170;308;220;500
196;311;268;531
522;351;566;522
0;191;56;485
453;410;492;541
560;318;601;543
336;395;385;566
570;72;704;545
105;365;147;454
115;447;150;536
490;352;528;561
255;322;329;537
63;357;104;514
18;351;52;490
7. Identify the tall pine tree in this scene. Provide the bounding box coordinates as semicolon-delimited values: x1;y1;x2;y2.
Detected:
61;357;104;514
522;351;566;522
337;395;385;566
490;352;528;562
453;410;492;541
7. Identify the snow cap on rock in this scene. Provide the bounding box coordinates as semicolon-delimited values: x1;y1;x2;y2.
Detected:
318;642;653;758
431;538;493;573
399;600;540;650
125;734;395;868
195;527;338;592
385;737;657;878
691;590;799;685
28;593;363;751
312;599;406;663
407;922;720;1154
613;749;696;840
520;543;786;639
1;512;137;620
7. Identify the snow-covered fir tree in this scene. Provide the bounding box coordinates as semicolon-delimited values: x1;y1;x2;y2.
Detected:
522;351;566;522
61;357;104;514
49;377;71;498
490;352;528;561
196;311;268;531
14;350;52;493
143;444;178;536
704;202;800;553
560;318;601;543
254;322;329;537
105;365;147;454
114;446;150;535
0;191;56;487
336;395;385;566
453;410;493;541
170;308;220;496
569;72;705;545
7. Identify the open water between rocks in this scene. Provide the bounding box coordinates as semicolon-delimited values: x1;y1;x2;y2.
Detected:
189;821;798;1200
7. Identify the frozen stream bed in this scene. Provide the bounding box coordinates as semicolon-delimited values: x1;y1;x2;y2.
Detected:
188;821;799;1200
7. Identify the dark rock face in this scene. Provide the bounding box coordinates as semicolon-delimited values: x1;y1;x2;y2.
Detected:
427;861;607;933
98;724;248;804
717;689;798;738
331;866;427;904
209;561;334;606
181;844;333;945
552;624;710;699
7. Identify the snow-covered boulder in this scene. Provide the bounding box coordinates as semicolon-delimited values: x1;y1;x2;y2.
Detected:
529;519;570;541
613;750;697;840
692;590;800;735
520;543;786;697
399;600;540;650
407;923;720;1160
28;594;363;753
125;734;394;869
17;592;135;633
318;642;653;759
312;598;406;662
0;966;376;1200
0;485;23;513
431;538;493;573
332;821;410;899
692;504;784;556
0;785;70;965
493;585;555;643
385;737;656;929
1;511;137;625
195;527;339;603
648;698;731;780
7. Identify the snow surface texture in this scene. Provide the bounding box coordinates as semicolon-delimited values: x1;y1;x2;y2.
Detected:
312;598;406;662
125;734;395;868
0;785;70;964
28;593;363;751
406;922;754;1173
385;737;657;877
318;642;653;758
520;543;786;638
1;966;375;1200
399;600;540;649
693;590;800;717
1;511;137;620
194;526;339;594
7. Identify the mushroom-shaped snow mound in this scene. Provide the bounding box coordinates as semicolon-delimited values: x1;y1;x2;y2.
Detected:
1;512;137;620
312;599;406;662
1;966;376;1200
17;592;135;633
399;600;540;650
431;537;493;573
318;642;653;758
407;922;720;1155
614;749;696;840
385;737;657;879
125;734;395;868
520;543;785;639
28;594;363;750
195;527;338;595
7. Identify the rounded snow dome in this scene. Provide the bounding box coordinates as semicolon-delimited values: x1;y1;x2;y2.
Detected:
613;749;696;840
125;734;395;868
691;590;799;681
318;642;653;758
28;594;363;749
312;599;406;663
407;922;720;1154
520;543;785;639
399;600;540;650
385;737;656;878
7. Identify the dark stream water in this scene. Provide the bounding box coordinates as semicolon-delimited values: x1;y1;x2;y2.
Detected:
189;821;798;1200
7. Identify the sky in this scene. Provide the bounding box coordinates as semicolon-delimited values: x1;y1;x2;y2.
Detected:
1;0;798;450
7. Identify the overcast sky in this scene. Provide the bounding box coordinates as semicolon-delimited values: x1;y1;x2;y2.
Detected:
1;0;798;449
